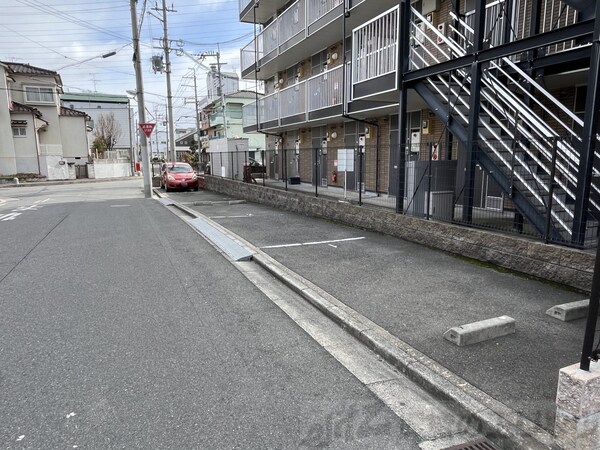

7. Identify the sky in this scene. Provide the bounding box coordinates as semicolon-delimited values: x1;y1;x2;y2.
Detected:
0;0;258;132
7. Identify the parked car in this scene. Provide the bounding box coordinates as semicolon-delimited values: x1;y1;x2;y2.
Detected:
248;157;266;174
160;162;199;192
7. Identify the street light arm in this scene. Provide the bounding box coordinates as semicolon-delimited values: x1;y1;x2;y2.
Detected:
54;46;126;71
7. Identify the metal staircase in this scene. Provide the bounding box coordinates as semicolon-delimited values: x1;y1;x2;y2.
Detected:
408;5;598;246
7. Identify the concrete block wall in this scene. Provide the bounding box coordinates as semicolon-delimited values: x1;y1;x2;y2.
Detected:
204;176;595;293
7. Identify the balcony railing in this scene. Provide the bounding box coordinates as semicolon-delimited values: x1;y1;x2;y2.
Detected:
307;65;343;111
279;82;306;118
450;0;578;60
279;0;306;46
243;66;343;128
243;103;257;128
241;40;256;72
239;0;254;12
307;0;343;25
239;0;254;13
259;93;280;123
352;6;399;85
263;20;279;59
241;0;344;74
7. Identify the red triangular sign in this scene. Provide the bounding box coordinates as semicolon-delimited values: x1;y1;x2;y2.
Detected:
139;123;156;138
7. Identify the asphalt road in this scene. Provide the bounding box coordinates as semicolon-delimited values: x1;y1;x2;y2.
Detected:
0;181;422;449
174;188;587;432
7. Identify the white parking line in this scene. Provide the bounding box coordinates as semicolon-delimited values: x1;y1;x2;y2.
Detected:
261;237;365;249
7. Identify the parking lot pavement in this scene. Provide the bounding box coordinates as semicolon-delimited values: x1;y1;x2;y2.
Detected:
166;189;587;433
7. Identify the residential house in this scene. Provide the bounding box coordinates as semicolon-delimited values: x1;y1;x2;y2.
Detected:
206;67;240;103
238;0;599;249
60;92;133;159
201;90;266;178
0;62;90;180
175;129;198;161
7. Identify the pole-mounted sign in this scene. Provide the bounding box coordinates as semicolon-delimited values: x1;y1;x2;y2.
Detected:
139;123;156;138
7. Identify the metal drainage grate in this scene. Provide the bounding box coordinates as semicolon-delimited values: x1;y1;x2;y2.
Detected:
442;438;499;450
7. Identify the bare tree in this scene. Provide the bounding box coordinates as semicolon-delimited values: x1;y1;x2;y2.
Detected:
93;113;122;153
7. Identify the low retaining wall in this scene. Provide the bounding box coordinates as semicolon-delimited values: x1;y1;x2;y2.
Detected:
89;161;131;179
204;176;595;293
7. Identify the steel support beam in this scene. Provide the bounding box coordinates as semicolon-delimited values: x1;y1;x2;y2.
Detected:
462;0;486;224
572;2;600;248
396;0;410;214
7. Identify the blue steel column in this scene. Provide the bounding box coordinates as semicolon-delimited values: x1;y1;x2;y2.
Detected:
396;0;410;213
572;2;600;247
461;0;486;224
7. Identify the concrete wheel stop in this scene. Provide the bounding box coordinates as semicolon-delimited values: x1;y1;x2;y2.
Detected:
443;316;516;346
546;299;591;322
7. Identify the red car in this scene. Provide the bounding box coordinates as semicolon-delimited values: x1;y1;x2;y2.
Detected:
160;162;199;192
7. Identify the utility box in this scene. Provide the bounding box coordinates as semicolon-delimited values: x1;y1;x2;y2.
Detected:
406;160;457;220
422;0;440;15
425;191;454;221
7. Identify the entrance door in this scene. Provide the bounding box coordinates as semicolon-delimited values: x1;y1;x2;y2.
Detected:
344;122;356;191
389;129;399;195
269;150;279;180
320;148;328;187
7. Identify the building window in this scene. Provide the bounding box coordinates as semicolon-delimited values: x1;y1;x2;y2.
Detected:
228;104;243;119
12;127;27;137
24;86;55;103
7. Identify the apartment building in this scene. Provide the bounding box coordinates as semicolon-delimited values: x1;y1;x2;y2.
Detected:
200;90;266;178
237;0;599;249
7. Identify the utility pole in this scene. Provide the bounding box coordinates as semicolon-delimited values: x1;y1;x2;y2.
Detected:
151;0;176;162
129;0;152;198
183;69;201;156
192;69;201;152
200;49;227;139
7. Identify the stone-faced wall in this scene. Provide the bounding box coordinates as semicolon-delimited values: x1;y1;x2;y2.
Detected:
203;175;594;293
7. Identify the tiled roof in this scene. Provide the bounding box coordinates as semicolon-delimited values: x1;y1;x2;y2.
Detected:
60;106;89;118
11;101;42;117
175;130;198;145
227;90;262;99
1;62;58;76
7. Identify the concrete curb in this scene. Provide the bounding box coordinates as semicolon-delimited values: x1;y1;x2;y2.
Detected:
251;253;557;450
156;191;558;450
0;176;138;189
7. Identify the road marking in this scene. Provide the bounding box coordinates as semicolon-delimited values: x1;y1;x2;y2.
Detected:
1;198;49;223
262;237;365;249
0;212;21;221
13;205;42;212
328;244;338;248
